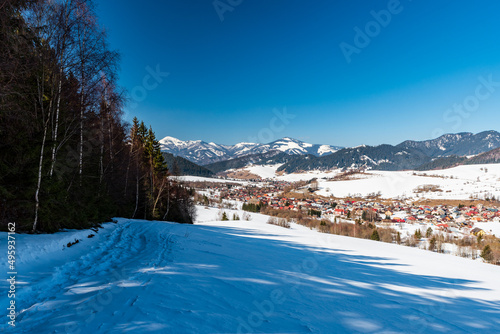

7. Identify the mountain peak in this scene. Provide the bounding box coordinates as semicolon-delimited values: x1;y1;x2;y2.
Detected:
160;131;500;166
160;136;342;165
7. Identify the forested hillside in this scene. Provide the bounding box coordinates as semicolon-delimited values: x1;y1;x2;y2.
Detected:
276;145;432;173
161;153;214;177
0;0;194;232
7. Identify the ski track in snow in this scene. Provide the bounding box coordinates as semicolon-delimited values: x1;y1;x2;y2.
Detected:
1;207;500;333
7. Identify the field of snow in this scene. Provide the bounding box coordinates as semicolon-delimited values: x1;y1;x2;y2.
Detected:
175;175;249;184
235;164;342;182
276;169;342;182
316;164;500;200
240;164;284;179
2;207;500;333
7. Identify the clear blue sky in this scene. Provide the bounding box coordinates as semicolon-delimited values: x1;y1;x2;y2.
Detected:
96;0;500;147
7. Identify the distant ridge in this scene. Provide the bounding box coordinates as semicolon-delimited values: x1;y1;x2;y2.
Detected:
160;136;342;165
160;131;500;173
397;130;500;157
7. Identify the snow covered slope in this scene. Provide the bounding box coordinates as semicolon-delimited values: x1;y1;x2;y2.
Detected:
2;207;500;333
316;163;500;200
227;163;341;181
159;136;238;165
160;136;342;165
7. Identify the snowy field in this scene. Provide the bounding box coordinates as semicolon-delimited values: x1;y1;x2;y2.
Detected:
237;163;342;182
316;164;500;200
224;163;500;200
174;175;249;184
2;206;500;333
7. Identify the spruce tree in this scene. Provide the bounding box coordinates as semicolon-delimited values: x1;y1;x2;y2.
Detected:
396;232;401;244
481;245;493;263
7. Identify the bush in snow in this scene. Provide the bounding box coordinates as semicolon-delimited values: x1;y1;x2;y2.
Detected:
267;217;290;229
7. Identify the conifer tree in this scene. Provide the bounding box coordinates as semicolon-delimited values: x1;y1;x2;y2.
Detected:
481;245;493;263
396;232;401;244
0;1;196;230
426;227;433;238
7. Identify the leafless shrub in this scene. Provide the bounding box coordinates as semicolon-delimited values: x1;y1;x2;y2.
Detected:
267;217;290;228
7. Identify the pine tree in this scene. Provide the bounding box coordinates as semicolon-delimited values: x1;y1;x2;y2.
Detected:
481;245;493;262
371;229;380;241
138;121;147;142
428;236;436;251
396;232;401;244
221;212;228;221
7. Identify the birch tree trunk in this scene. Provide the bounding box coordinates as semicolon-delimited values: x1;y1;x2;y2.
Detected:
49;69;62;177
33;74;52;232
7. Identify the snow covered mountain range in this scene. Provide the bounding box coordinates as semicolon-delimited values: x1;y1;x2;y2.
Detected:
160;131;500;169
276;131;500;173
159;136;342;165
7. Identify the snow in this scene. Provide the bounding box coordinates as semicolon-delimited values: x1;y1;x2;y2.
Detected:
316;164;500;200
225;164;343;181
159;136;186;146
475;221;500;237
275;170;342;182
317;144;337;156
3;206;500;333
207;161;500;200
217;163;500;200
174;176;248;184
272;140;306;153
242;163;284;179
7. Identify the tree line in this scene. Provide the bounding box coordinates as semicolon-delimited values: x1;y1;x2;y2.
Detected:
0;0;194;232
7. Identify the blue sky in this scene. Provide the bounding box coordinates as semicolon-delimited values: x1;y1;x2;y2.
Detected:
96;0;500;147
